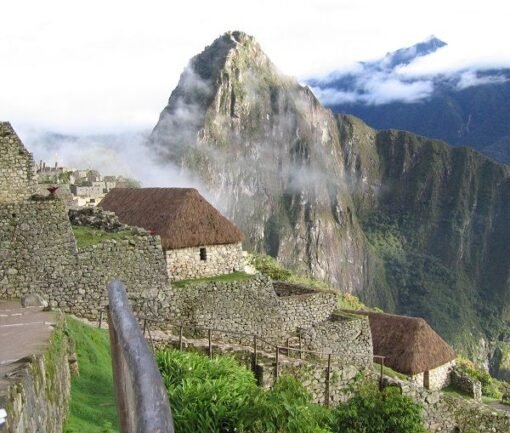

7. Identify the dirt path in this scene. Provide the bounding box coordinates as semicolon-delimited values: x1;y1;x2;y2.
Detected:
0;301;56;395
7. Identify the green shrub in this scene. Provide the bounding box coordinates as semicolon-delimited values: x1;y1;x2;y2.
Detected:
157;350;257;433
246;253;293;281
156;349;333;433
332;382;426;433
247;376;333;433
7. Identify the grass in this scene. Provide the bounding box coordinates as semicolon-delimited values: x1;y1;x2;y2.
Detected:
173;271;254;287
63;317;118;433
72;226;136;249
374;363;408;381
246;252;374;309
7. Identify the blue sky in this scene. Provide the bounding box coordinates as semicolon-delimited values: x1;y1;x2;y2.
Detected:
2;0;510;134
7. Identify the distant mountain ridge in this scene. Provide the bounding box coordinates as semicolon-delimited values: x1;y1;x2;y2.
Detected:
149;31;510;374
308;38;510;165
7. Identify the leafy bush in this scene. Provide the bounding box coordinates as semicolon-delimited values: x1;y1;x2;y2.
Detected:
332;382;426;433
246;253;293;281
248;376;333;433
156;349;333;433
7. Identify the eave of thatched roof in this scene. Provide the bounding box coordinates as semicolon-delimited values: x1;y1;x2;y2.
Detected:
99;188;243;249
348;310;456;375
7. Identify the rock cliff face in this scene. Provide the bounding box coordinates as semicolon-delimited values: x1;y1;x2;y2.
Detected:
150;31;510;366
151;31;367;293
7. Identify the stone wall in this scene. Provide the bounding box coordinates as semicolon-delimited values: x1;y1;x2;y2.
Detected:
68;207;130;232
450;368;482;400
164;276;338;344
384;377;510;432
2;315;71;433
0;123;35;204
300;313;373;368
0;199;168;319
256;356;367;406
165;242;244;281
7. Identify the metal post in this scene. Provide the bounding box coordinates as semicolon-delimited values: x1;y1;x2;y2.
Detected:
143;318;147;336
275;346;280;379
252;335;258;372
179;325;184;351
98;310;103;329
208;329;212;359
325;354;332;407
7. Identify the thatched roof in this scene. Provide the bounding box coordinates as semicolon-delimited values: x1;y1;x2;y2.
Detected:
99;188;243;249
349;311;456;375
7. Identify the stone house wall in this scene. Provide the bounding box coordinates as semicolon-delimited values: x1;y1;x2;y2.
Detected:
300;314;373;368
409;360;454;390
0;122;35;204
426;360;455;390
165;242;244;281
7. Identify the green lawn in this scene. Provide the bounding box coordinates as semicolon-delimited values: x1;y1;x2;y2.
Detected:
64;317;119;433
173;271;254;287
72;226;136;249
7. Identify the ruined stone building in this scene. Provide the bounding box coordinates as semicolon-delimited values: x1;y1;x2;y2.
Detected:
99;188;244;281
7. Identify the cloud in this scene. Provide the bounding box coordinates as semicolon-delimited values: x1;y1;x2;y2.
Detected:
17;127;206;191
455;70;509;90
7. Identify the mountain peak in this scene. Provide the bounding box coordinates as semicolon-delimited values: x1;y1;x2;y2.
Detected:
380;36;447;69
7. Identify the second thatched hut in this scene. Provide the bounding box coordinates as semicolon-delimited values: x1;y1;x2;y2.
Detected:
352;311;456;390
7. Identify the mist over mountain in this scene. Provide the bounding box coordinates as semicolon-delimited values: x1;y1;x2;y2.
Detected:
149;31;510;374
308;38;510;165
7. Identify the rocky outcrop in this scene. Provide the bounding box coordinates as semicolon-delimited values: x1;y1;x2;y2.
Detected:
151;31;368;293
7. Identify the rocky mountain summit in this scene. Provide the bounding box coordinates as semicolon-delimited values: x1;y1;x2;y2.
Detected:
149;31;510;370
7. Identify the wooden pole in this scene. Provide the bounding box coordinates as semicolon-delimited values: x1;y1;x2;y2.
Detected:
208;329;212;359
298;332;302;359
325;354;332;407
143;318;147;336
179;324;184;350
379;357;384;392
98;310;103;329
275;346;280;379
252;335;258;372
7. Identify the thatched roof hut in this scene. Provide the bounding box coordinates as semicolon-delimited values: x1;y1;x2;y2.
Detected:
99;188;243;249
350;311;456;375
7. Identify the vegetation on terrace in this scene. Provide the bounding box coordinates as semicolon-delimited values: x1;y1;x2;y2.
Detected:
63;317;118;433
157;348;427;433
71;225;136;249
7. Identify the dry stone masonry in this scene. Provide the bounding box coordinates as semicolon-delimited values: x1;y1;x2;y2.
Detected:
300;312;373;367
0;122;35;204
165;242;244;281
0;199;168;319
163;277;339;343
3;314;71;433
